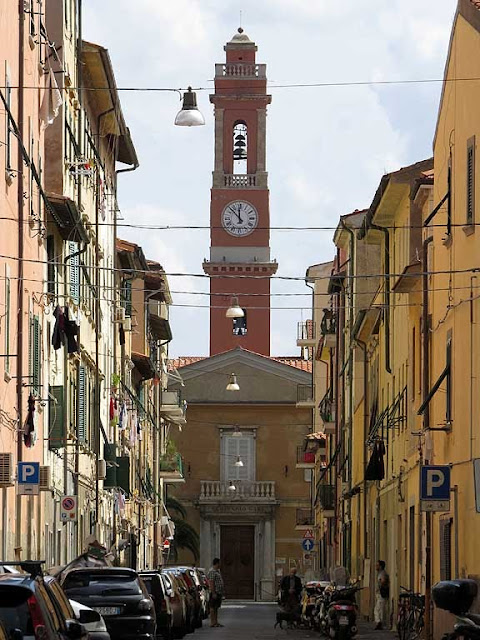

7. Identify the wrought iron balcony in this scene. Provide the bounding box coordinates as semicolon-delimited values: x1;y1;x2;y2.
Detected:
296;508;314;527
316;483;335;513
319;392;335;432
296;445;316;468
199;480;276;502
297;320;316;347
296;384;315;408
160;390;187;425
159;453;185;484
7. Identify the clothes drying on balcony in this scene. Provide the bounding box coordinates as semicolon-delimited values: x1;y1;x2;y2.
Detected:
365;439;386;481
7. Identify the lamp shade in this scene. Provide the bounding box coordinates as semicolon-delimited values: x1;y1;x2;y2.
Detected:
228;481;236;491
234;456;244;468
174;87;205;127
226;296;244;319
226;373;240;392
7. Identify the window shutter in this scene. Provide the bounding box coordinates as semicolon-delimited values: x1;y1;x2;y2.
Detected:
48;386;65;449
103;443;117;488
33;316;40;395
47;235;55;296
116;456;130;494
122;280;132;317
467;140;475;225
77;365;86;442
223;434;255;481
69;241;80;303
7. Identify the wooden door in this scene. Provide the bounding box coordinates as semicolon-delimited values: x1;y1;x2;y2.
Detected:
220;525;255;599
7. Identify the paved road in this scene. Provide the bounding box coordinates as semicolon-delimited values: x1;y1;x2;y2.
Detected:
193;602;395;640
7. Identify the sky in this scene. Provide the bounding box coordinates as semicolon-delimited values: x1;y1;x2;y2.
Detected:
83;0;456;357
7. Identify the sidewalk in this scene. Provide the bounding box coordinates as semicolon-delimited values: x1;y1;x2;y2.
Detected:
357;618;397;640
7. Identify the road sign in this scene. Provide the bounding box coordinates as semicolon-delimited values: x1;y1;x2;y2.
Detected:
301;538;314;552
420;465;450;511
60;495;77;522
17;462;40;495
303;529;314;540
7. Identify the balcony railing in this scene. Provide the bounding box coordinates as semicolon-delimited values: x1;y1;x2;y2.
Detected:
160;390;187;425
296;508;314;527
199;480;276;501
223;174;256;188
215;63;266;78
297;385;314;406
316;483;335;511
296;446;316;467
319;392;335;428
159;453;185;483
320;311;336;348
297;320;316;347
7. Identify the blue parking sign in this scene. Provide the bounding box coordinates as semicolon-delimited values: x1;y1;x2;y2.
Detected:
17;462;40;495
420;465;450;500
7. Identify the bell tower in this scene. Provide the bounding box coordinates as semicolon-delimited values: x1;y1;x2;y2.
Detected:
203;29;277;356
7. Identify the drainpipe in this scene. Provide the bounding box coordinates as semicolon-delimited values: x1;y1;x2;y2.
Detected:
356;338;369;562
306;280;315;511
422;235;433;640
15;0;25;557
371;223;392;374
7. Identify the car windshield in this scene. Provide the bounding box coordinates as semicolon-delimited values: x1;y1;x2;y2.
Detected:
0;587;34;636
63;573;142;596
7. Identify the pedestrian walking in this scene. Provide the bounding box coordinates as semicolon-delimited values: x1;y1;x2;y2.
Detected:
280;567;302;613
374;560;390;630
207;557;225;628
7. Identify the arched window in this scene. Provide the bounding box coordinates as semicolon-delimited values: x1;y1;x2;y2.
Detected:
233;121;247;175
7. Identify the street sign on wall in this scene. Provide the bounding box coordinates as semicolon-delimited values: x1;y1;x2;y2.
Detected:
301;538;314;552
17;462;40;495
60;496;77;522
303;529;314;540
420;465;451;512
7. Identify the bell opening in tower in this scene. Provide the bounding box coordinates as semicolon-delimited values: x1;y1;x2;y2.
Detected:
233;309;247;336
233;121;248;175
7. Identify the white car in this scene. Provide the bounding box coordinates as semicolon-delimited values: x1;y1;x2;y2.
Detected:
69;599;111;640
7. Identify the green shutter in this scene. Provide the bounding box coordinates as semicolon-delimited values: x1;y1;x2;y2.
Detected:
103;443;117;488
116;456;130;494
69;241;80;303
48;385;65;449
78;365;86;442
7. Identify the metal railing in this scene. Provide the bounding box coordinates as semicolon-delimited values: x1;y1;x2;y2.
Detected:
297;384;314;404
320;311;336;335
319;391;335;423
200;480;276;500
297;446;316;465
159;453;183;475
297;320;315;341
296;508;314;526
161;389;182;408
316;483;335;510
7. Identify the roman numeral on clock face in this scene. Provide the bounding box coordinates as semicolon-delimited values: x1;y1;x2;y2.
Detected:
221;201;258;237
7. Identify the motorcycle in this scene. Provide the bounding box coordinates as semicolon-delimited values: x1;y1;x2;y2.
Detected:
433;579;480;640
301;581;330;629
326;585;361;640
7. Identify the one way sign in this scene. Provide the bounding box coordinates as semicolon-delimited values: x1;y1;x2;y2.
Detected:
302;538;314;552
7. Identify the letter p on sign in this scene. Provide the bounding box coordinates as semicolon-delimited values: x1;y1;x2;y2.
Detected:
426;469;445;497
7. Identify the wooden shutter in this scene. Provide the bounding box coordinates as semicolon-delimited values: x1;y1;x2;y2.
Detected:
103;443;117;488
47;235;55;296
122;280;132;317
69;241;80;303
77;365;86;442
439;518;452;581
116;456;130;494
48;386;65;449
33;316;40;394
224;435;255;481
467;138;475;225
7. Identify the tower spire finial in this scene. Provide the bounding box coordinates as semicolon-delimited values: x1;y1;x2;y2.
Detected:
239;9;242;30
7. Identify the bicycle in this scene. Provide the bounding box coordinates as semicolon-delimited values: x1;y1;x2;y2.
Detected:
397;586;425;640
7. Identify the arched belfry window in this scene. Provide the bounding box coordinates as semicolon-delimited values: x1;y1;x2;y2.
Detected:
233;121;247;175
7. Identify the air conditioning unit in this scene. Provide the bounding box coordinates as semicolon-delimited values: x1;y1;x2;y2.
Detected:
39;466;51;491
113;307;126;323
0;453;13;487
98;459;107;480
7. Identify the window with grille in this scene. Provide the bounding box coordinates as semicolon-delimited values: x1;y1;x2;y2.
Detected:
221;433;255;482
77;364;86;443
439;518;452;581
467;137;475;225
29;314;41;395
68;241;80;303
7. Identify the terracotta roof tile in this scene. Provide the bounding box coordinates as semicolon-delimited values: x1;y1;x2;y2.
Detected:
470;0;480;9
168;349;312;373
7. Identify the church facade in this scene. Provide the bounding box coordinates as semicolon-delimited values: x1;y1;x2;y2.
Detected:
168;30;313;601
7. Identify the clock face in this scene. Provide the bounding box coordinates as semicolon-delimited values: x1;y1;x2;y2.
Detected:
221;201;258;237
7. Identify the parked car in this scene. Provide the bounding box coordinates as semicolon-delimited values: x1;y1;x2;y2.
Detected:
159;571;189;637
61;567;156;640
191;569;209;621
138;572;173;640
0;561;88;640
69;599;110;640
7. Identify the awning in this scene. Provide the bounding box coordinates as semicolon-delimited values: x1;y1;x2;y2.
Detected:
392;262;422;293
132;351;156;380
149;314;173;342
48;194;89;243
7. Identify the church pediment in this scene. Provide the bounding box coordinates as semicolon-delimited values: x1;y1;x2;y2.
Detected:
168;347;311;405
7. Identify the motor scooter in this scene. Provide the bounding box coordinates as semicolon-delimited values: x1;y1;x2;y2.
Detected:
326;585;361;640
301;581;329;629
433;579;480;640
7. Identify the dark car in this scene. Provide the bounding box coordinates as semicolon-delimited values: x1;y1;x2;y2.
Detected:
161;570;194;634
0;562;88;640
61;567;156;640
138;572;173;640
159;572;187;639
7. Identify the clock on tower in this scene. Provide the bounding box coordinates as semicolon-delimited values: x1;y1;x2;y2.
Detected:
203;29;278;356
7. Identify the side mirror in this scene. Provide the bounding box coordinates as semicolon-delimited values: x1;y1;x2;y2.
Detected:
79;609;101;624
65;620;87;640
